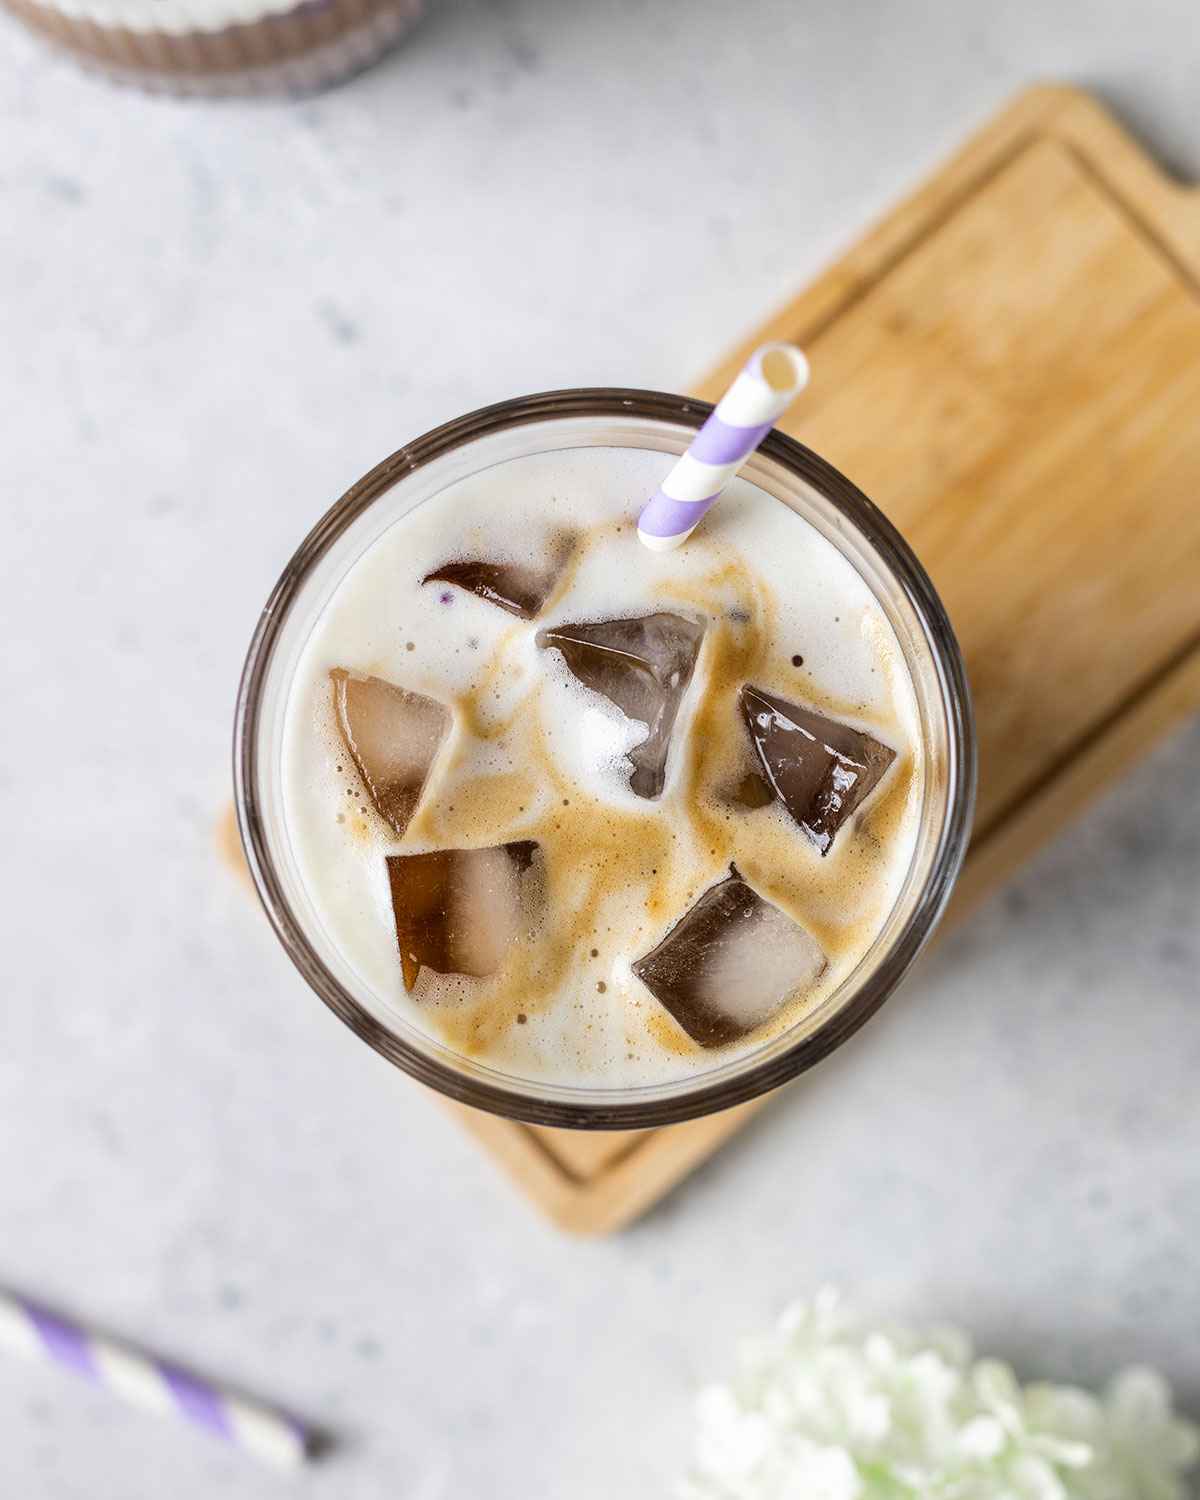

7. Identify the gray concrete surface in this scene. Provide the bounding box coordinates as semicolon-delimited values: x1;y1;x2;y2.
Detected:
1;1;1198;1495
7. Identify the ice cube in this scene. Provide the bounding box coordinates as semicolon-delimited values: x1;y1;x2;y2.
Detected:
385;842;540;992
739;685;896;855
724;769;775;811
331;668;451;838
423;535;575;619
536;612;705;798
632;867;825;1047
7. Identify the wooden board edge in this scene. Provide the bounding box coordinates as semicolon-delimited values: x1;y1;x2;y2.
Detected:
1048;89;1200;274
691;81;1200;407
536;1099;769;1235
444;1095;769;1235
692;83;1085;401
444;1101;586;1230
944;642;1200;930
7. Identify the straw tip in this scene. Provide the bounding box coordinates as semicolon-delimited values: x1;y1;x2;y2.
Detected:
754;342;809;398
637;527;688;552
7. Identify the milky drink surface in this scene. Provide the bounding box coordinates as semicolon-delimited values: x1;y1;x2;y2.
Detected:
281;444;924;1088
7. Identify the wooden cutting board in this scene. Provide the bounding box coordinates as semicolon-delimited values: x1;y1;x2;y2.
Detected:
443;84;1200;1231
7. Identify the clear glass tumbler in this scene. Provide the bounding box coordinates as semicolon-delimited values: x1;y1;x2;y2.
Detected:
234;389;976;1129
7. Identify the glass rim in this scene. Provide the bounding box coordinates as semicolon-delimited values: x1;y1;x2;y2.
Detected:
234;387;976;1130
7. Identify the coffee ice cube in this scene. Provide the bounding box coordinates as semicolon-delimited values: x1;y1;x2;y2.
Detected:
385;842;540;992
724;769;775;811
424;535;575;619
536;612;705;798
632;867;825;1047
740;685;895;855
331;668;451;838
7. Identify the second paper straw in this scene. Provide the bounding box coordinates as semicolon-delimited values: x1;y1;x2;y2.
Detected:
637;343;809;551
0;1290;312;1470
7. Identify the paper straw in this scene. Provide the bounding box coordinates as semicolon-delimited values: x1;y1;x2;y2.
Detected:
0;1290;313;1470
637;342;809;551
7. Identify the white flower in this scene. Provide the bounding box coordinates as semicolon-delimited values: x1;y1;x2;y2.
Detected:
681;1293;1198;1500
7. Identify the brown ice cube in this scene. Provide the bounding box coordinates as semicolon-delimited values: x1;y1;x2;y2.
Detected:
385;842;540;992
739;685;895;855
632;867;825;1047
536;612;705;798
423;535;575;619
724;769;775;811
331;669;451;838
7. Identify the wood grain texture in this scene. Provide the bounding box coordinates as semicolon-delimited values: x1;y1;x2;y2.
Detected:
446;84;1200;1232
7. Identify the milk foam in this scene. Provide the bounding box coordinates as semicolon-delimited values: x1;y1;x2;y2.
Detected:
280;445;924;1088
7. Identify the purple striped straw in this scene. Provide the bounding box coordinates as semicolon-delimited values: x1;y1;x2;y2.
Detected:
0;1290;313;1469
637;342;809;551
